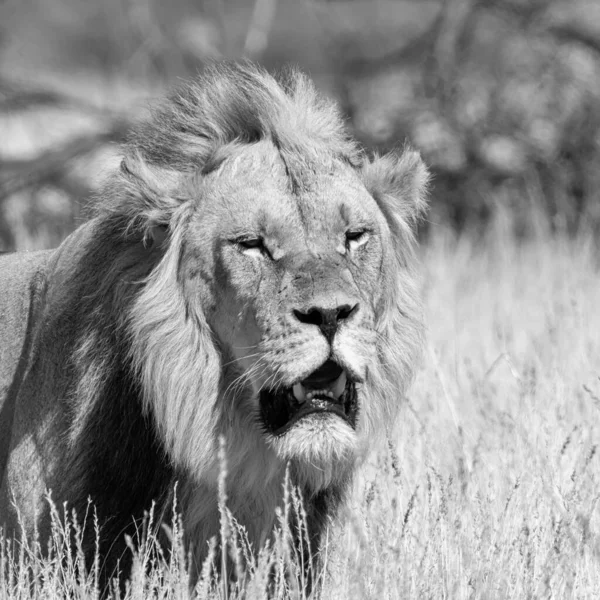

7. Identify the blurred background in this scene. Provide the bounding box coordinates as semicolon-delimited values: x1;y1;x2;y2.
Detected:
1;0;600;251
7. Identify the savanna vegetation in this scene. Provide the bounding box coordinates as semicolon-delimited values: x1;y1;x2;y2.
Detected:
3;221;599;599
1;0;600;598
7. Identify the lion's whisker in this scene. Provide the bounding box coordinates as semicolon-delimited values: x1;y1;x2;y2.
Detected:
258;366;282;395
224;358;268;399
222;351;263;368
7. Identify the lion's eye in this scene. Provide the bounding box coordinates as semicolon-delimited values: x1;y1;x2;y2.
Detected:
238;238;264;250
235;237;270;258
345;230;369;251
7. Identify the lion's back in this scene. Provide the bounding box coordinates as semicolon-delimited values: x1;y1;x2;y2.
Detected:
0;251;53;483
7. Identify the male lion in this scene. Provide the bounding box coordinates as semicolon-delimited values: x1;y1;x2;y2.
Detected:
0;63;428;585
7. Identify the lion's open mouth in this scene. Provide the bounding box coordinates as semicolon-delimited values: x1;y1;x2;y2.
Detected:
260;360;358;436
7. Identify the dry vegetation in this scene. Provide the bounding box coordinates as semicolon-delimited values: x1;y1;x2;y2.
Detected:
332;220;600;599
2;218;599;599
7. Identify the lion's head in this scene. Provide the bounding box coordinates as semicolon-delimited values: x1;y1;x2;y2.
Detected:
109;63;428;497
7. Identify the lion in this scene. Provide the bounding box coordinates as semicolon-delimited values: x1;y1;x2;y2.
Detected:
0;62;428;587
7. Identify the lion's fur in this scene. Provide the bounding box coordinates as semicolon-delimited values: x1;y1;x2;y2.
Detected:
0;62;428;584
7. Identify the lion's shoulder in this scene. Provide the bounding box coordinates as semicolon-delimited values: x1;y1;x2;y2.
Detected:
0;250;53;316
0;250;53;396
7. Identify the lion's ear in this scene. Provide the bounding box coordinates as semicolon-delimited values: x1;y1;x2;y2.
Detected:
361;149;430;226
118;154;184;247
147;224;168;249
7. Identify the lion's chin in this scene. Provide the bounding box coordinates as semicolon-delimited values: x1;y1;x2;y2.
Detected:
267;414;358;492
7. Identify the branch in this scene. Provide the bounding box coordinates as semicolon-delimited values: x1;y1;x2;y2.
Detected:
0;125;128;200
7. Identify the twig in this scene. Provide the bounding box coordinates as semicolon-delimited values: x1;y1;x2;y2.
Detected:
210;0;233;58
428;342;461;434
243;0;279;59
0;78;126;119
0;125;128;200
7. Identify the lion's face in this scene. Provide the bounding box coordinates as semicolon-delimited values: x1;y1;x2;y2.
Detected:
179;141;405;489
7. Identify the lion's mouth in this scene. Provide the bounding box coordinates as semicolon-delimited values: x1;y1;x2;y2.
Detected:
260;360;358;436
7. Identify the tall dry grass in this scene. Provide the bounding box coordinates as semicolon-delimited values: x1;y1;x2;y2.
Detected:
2;220;599;599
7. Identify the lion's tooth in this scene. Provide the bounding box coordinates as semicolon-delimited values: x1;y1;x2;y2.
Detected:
293;383;307;403
332;371;347;399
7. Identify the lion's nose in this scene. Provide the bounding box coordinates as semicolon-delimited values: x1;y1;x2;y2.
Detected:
293;302;359;342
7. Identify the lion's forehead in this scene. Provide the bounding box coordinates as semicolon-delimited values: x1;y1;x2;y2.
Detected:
202;140;374;216
297;176;377;225
203;165;378;236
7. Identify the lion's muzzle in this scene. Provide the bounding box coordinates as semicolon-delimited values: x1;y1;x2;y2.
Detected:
260;360;358;435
